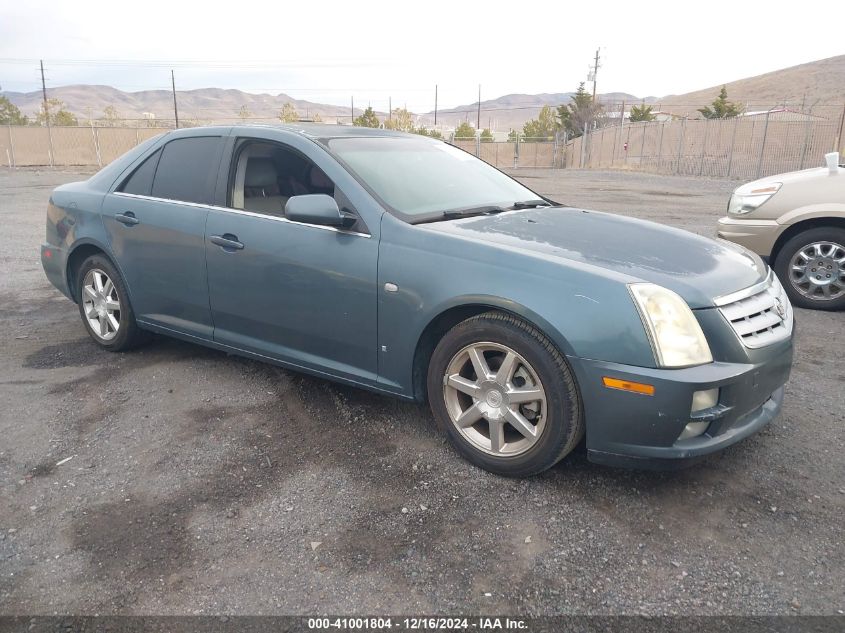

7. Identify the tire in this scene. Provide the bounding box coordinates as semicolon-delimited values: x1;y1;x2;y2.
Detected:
76;254;147;351
427;311;583;477
774;227;845;311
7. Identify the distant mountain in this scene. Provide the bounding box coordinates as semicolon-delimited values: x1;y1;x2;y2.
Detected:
1;85;367;124
655;55;845;117
415;92;641;131
3;55;842;130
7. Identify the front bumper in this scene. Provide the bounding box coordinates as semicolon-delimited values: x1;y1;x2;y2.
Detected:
716;216;782;258
570;338;793;469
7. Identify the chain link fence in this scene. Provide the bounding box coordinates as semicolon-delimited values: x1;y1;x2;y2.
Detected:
563;108;845;179
1;125;563;169
451;138;559;169
1;126;169;168
5;112;843;179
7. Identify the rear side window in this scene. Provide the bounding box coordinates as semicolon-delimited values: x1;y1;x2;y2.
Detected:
151;137;222;205
119;149;161;196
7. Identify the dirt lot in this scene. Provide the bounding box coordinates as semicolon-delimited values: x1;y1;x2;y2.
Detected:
1;167;843;616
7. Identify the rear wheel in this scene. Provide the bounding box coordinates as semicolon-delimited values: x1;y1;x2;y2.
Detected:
774;227;845;311
427;311;583;477
76;255;147;351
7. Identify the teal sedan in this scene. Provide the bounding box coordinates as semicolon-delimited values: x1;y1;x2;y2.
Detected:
41;125;794;476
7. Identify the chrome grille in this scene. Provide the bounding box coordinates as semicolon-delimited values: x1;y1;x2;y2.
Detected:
715;270;793;349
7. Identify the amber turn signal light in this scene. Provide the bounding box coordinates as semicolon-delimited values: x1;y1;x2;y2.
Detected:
602;376;655;396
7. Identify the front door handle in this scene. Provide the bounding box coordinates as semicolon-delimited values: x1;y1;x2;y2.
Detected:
209;233;244;251
115;212;139;226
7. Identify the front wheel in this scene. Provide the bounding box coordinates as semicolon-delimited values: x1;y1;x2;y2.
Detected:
427;311;583;477
76;254;147;351
774;227;845;311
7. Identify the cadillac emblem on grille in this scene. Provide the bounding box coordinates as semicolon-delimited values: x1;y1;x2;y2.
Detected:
774;297;785;319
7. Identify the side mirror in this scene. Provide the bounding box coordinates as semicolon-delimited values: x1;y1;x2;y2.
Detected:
285;194;344;226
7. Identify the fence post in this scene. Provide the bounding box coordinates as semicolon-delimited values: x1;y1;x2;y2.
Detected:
611;123;618;166
656;122;665;172
46;125;54;168
726;116;739;178
698;119;710;176
7;125;15;168
798;114;811;170
475;133;480;158
514;133;520;169
837;104;845;153
638;123;647;167
578;128;587;169
95;128;102;167
756;110;771;179
675;119;686;175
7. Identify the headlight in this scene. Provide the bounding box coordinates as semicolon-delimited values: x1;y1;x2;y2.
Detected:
629;284;713;368
727;183;781;215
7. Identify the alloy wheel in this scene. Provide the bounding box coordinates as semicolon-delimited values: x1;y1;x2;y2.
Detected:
442;342;547;457
82;268;121;341
788;241;845;301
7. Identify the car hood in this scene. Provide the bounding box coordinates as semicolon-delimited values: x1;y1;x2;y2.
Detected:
420;207;766;308
738;165;844;190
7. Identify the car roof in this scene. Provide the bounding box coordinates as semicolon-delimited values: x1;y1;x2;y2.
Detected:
164;123;412;141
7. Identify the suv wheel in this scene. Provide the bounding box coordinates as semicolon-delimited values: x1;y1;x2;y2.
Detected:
427;311;583;477
774;227;845;311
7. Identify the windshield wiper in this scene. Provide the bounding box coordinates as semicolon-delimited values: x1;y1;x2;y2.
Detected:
413;205;507;224
441;205;508;219
509;199;552;209
414;201;550;225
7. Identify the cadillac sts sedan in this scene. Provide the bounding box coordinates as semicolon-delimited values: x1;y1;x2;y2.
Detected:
41;125;794;476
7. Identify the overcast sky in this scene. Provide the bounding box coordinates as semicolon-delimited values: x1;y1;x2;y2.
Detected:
1;0;842;112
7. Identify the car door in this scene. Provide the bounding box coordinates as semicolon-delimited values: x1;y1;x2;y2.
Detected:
204;137;379;385
102;135;225;340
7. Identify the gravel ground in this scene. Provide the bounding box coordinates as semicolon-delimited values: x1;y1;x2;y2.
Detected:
0;167;843;616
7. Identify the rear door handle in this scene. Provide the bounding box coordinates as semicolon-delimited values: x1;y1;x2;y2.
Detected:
115;212;139;226
209;233;244;251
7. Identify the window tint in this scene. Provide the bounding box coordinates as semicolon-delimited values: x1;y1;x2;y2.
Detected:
151;137;222;204
119;149;161;196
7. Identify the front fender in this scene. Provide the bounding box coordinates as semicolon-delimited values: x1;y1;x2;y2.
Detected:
777;204;845;226
376;214;655;396
419;293;579;358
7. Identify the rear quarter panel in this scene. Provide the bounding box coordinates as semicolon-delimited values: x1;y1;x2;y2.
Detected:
44;182;112;299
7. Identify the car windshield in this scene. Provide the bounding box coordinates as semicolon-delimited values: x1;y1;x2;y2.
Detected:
326;136;540;221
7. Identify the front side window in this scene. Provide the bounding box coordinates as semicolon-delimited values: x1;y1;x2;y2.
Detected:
326;136;538;220
151;137;222;205
230;141;337;217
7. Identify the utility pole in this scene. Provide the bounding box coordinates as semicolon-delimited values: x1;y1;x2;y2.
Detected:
171;70;179;129
434;85;438;127
389;97;392;122
40;59;54;167
351;96;354;124
589;48;601;100
39;60;50;122
477;84;481;130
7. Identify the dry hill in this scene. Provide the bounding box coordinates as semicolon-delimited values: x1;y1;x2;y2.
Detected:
657;55;845;117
